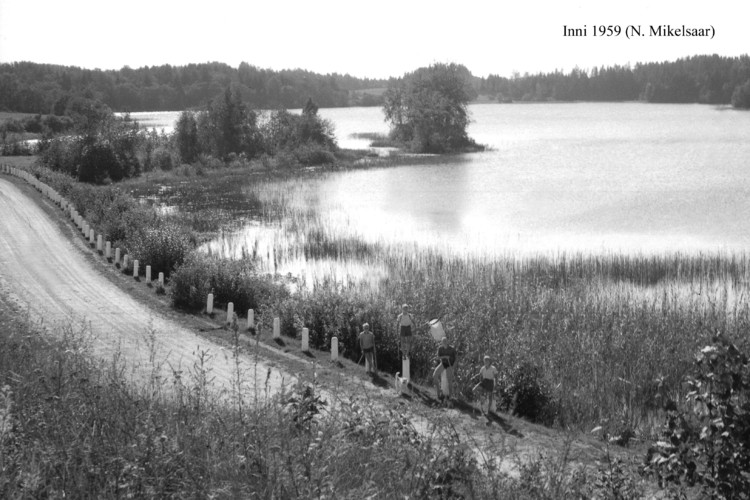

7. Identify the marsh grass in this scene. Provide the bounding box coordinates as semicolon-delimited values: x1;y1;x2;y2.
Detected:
203;177;750;436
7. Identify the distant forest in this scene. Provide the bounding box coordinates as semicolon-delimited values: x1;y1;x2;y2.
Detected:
1;54;749;114
481;54;750;107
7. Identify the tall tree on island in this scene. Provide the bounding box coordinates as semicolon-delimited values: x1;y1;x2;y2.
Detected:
383;63;479;153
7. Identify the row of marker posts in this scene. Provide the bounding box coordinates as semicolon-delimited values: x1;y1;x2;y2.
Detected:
205;291;317;358
1;164;392;386
204;287;407;384
0;164;168;290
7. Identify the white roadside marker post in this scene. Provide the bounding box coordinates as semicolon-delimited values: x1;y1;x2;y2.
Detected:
302;327;309;352
273;317;281;339
331;337;339;361
247;309;254;329
226;302;234;324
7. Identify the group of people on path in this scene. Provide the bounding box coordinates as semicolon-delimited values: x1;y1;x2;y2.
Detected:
357;303;498;415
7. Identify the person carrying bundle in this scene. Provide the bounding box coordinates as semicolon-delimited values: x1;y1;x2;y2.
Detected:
433;336;457;400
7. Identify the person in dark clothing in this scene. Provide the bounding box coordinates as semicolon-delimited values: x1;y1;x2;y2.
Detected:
359;323;376;374
433;336;456;400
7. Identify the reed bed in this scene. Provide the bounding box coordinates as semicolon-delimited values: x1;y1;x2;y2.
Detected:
213;178;750;435
19;160;749;436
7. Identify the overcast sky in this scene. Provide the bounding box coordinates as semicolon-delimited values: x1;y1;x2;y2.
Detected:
0;0;746;79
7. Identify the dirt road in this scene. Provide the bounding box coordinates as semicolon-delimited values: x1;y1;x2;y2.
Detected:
0;175;294;395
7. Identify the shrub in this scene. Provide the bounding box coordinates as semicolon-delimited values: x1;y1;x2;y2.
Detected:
169;252;216;311
152;146;174;171
78;141;120;183
292;144;337;166
38;136;81;176
645;336;750;498
169;253;289;313
500;362;558;426
127;223;194;278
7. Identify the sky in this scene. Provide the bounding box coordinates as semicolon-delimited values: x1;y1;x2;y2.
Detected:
0;0;746;79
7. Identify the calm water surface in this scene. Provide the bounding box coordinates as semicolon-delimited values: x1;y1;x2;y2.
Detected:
131;103;750;258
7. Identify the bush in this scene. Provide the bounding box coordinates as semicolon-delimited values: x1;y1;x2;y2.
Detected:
152;146;174;171
78;141;121;183
169;252;216;311
38;136;81;176
292;144;337;166
169;253;289;313
500;362;557;426
645;336;750;498
127;223;194;278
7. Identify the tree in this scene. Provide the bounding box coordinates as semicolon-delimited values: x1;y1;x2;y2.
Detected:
383;63;478;153
195;86;263;160
260;103;336;154
174;111;199;163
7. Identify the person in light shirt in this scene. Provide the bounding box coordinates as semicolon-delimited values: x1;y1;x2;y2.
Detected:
396;304;415;359
473;355;498;416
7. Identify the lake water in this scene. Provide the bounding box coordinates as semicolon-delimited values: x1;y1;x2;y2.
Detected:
130;103;750;258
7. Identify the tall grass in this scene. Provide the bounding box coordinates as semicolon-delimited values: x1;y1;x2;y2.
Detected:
203;177;750;434
0;302;643;498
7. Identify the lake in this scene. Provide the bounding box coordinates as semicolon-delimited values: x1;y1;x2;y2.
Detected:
130;103;750;260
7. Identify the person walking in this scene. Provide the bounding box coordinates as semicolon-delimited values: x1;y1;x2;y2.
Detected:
359;323;376;375
472;355;498;416
396;304;416;359
433;336;457;401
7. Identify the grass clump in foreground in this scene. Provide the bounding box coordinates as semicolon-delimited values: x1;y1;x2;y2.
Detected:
0;302;654;499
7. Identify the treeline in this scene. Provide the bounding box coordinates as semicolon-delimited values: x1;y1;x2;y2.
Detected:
0;61;389;114
478;54;750;108
3;55;750;116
